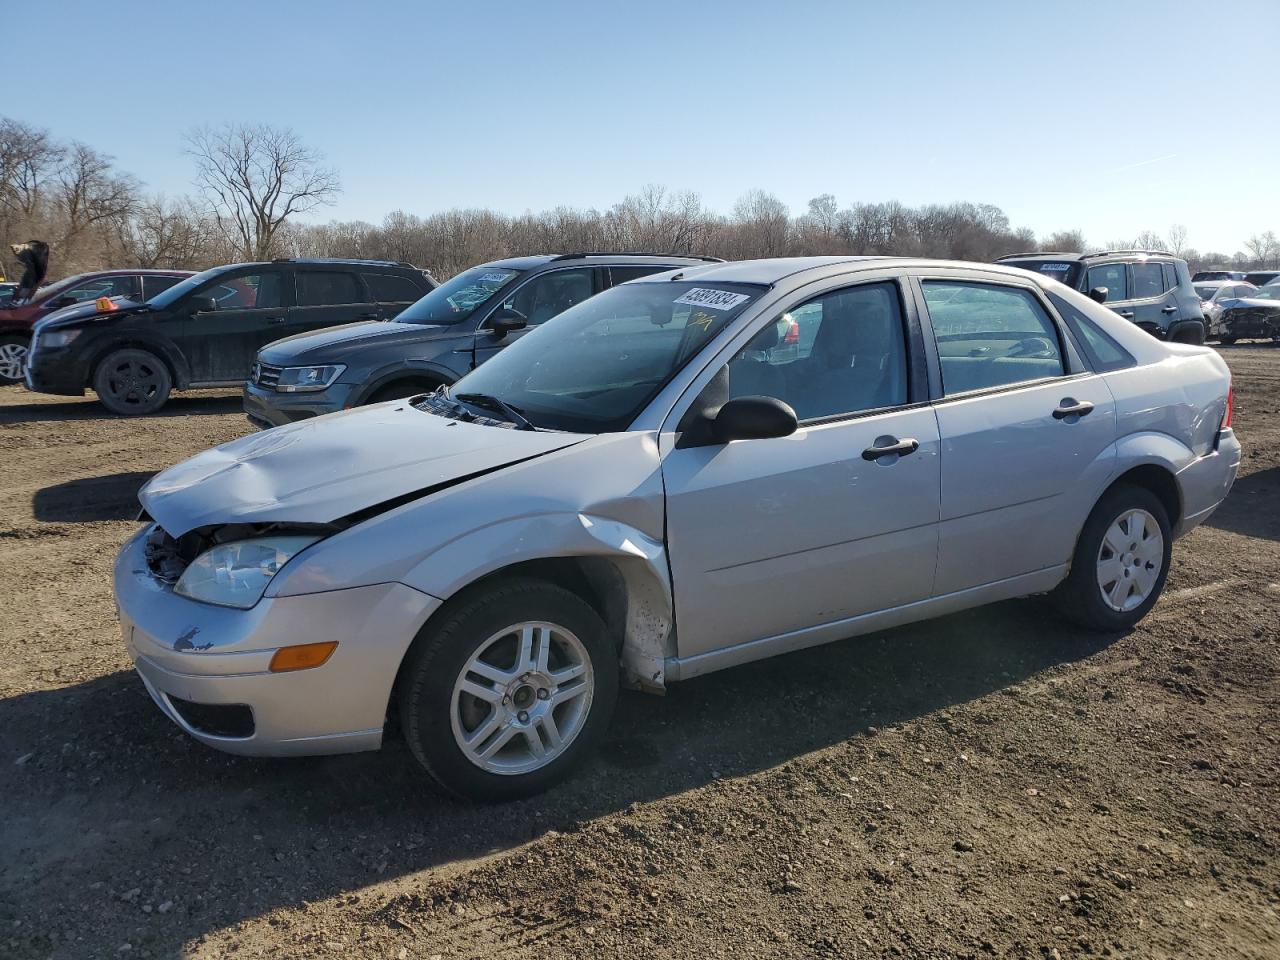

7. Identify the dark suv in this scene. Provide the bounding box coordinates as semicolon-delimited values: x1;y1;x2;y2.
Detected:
995;251;1205;343
0;269;192;384
24;258;435;414
243;253;720;428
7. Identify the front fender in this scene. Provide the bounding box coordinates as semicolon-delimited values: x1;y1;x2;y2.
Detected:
399;513;674;690
352;358;460;405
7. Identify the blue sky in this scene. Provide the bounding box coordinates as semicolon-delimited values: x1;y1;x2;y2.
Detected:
15;0;1276;253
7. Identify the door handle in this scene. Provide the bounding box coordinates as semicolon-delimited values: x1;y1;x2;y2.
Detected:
357;311;380;320
1053;398;1095;420
1116;310;1134;318
1161;305;1178;314
265;316;286;324
861;436;919;461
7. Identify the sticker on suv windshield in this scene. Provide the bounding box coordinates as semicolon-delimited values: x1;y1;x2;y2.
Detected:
674;288;751;311
1040;264;1072;272
478;272;513;283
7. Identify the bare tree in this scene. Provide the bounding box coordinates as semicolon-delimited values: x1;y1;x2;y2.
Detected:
113;195;216;269
55;142;138;257
1244;232;1278;268
1041;230;1086;252
1133;230;1167;252
186;123;340;261
1167;224;1188;257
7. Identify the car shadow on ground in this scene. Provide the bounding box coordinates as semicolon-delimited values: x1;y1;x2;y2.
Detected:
0;599;1116;954
0;390;242;425
1206;466;1280;541
32;472;156;522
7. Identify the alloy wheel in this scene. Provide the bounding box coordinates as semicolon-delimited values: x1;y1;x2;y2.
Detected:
0;341;27;381
1096;508;1164;612
450;621;593;775
105;357;164;407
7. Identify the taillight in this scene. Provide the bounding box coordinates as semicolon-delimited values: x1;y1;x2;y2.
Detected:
783;319;800;344
1223;381;1233;429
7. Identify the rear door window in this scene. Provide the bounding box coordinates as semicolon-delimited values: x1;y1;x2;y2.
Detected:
1131;263;1166;299
296;271;363;306
1085;264;1128;302
142;275;183;299
922;281;1065;395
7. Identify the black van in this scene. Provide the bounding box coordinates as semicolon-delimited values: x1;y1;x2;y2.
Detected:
23;258;435;414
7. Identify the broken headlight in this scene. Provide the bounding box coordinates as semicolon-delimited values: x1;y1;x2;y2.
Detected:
174;536;320;609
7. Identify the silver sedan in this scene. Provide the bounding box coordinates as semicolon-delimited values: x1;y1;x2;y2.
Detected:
115;257;1239;800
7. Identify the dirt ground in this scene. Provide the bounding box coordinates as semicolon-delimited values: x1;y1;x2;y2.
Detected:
0;348;1277;960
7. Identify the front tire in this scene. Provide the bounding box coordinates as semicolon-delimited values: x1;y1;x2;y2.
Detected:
0;335;29;384
93;348;172;415
1053;483;1172;632
398;578;618;801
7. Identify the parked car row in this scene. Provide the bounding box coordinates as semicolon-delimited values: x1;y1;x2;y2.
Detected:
114;254;1239;800
21;259;435;413
9;247;1275;417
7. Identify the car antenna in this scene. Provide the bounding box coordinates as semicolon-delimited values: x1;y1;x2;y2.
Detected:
670;272;684;281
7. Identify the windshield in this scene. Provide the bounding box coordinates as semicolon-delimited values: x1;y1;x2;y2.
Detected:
438;280;766;433
1001;259;1083;288
394;266;522;325
1251;285;1280;301
146;266;230;308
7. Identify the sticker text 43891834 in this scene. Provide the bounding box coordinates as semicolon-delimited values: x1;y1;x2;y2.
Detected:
673;288;751;311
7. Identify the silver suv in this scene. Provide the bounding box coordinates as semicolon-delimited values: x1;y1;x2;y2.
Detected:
997;250;1206;343
116;256;1238;800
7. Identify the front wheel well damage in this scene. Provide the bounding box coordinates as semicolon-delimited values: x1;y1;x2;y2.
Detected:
386;555;673;733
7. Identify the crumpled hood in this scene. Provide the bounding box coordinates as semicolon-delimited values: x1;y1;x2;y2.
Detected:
258;320;452;363
140;403;586;537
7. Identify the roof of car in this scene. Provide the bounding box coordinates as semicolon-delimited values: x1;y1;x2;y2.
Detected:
67;268;194;277
480;253;724;271
637;255;1067;287
997;250;1180;263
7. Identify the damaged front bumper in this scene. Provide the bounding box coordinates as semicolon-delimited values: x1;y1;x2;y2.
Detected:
114;526;441;757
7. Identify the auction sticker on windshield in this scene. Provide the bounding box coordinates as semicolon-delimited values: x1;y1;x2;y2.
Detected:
674;288;752;311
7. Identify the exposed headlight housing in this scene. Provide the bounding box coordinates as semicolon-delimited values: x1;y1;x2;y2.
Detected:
174;535;320;608
40;329;81;348
275;364;345;392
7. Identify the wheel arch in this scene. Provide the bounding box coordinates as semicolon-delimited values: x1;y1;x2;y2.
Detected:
1106;463;1182;529
353;363;456;405
85;336;191;390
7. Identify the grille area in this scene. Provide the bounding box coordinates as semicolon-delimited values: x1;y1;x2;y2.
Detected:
168;697;255;738
253;362;283;389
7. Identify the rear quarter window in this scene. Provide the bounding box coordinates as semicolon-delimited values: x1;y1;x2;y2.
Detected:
362;273;426;302
1048;292;1135;373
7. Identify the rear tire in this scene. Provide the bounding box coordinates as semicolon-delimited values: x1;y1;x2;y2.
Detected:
1218;336;1237;346
1170;323;1205;345
93;348;172;415
397;578;618;801
0;335;28;384
1052;483;1172;633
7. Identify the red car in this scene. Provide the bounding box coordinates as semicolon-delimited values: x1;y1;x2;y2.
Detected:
0;269;192;384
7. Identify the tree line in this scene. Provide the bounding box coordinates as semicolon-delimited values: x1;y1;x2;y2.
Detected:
4;116;1277;284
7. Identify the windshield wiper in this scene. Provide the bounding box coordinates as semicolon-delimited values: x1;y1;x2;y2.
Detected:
452;391;537;431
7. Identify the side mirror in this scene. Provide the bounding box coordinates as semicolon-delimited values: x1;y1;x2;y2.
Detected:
48;295;76;310
490;307;527;337
189;295;218;314
710;395;798;444
1087;286;1109;304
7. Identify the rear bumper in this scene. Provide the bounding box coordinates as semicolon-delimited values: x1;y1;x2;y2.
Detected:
114;527;441;756
1174;428;1241;537
242;380;357;429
